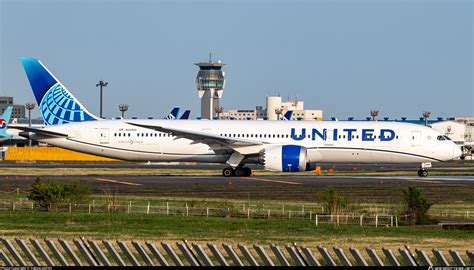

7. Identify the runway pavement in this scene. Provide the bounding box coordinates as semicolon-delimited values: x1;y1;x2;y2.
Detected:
1;161;472;171
2;173;473;203
85;174;474;185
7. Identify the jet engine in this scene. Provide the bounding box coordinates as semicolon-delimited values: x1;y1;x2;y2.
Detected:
260;145;309;172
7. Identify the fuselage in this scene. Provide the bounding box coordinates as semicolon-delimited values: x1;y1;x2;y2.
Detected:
31;120;461;164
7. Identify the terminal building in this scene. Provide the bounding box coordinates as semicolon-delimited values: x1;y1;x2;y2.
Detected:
221;96;323;121
0;96;26;119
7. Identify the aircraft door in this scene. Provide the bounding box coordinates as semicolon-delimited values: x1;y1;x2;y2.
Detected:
411;131;421;146
99;128;109;144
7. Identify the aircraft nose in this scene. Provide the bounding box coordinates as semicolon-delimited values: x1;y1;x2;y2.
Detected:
452;144;463;159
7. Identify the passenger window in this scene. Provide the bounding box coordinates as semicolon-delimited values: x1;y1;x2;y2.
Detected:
437;135;445;141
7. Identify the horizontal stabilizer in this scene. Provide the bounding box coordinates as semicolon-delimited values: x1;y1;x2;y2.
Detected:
10;125;68;138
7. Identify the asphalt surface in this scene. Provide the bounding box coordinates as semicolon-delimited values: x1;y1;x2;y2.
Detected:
52;174;474;185
1;161;472;202
1;169;472;203
0;161;472;171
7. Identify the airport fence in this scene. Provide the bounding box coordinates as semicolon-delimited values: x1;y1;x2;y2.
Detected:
0;198;399;227
0;237;472;266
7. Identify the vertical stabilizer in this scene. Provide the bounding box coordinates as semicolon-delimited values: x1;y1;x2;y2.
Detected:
20;57;99;125
179;110;191;120
164;106;181;120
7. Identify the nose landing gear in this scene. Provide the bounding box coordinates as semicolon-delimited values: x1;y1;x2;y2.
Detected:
417;162;431;177
222;166;252;177
417;169;428;177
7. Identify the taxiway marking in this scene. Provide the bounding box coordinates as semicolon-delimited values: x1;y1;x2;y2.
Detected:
407;179;443;184
95;178;142;186
243;177;302;185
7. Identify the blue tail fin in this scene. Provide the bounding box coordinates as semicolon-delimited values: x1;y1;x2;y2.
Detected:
0;106;12;130
282;111;293;121
20;57;99;125
179;110;191;120
164;106;180;120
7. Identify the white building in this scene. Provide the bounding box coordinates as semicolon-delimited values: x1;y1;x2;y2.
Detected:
221;96;323;121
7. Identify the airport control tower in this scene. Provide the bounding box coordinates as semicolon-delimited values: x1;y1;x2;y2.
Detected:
195;56;226;120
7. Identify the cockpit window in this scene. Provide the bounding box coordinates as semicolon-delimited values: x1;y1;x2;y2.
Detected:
437;135;445;141
443;135;451;141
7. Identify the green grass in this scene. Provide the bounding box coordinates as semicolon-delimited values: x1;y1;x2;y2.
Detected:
0;211;472;250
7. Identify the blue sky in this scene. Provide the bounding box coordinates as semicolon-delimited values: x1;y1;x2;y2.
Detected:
1;0;472;119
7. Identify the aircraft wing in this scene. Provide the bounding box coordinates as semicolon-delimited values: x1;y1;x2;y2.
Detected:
127;123;266;154
9;126;68;138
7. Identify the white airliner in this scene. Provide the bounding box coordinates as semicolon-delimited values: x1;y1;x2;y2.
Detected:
15;58;462;177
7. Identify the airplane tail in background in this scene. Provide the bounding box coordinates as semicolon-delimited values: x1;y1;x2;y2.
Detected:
0;107;13;132
179;110;191;120
20;58;99;125
0;107;13;139
282;111;293;121
164;106;180;120
0;107;12;128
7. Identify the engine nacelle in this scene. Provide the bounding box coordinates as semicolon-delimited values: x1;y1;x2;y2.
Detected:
260;145;308;172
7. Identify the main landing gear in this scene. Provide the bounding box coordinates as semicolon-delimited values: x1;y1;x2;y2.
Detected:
222;166;252;177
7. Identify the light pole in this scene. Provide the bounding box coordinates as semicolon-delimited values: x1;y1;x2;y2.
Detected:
96;80;108;119
25;102;35;146
275;108;282;120
423;111;431;126
119;104;129;119
370;110;379;121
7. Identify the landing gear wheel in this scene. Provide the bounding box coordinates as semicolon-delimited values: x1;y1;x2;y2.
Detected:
243;167;252;177
234;167;244;177
417;169;428;177
222;167;234;177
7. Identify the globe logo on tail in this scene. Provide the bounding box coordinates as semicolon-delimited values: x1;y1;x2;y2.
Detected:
0;119;6;129
40;83;96;125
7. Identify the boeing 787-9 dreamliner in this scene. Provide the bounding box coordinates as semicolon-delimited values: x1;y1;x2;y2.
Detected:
15;58;462;177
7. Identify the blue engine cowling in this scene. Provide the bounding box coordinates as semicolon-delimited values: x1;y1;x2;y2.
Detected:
260;145;308;172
